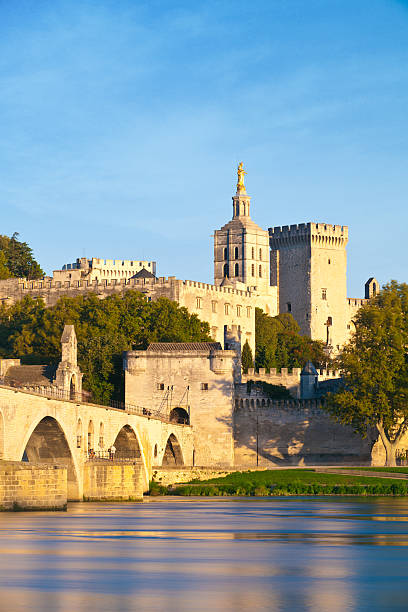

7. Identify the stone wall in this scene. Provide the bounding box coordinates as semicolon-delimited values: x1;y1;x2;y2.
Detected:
83;462;144;501
0;461;67;510
233;399;374;466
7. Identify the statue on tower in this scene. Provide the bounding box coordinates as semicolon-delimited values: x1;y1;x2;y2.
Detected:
236;161;247;194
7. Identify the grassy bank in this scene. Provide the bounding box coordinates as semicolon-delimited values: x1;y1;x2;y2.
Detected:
149;469;408;497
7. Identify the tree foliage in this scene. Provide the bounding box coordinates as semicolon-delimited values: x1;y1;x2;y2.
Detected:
255;308;327;371
0;291;212;404
241;340;254;373
324;281;408;466
0;233;44;280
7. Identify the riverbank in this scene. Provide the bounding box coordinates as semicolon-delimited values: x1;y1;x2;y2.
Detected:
150;469;408;496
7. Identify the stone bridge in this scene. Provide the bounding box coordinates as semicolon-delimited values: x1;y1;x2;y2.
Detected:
0;384;193;501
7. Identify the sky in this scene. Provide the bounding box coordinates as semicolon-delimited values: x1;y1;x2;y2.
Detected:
0;0;407;297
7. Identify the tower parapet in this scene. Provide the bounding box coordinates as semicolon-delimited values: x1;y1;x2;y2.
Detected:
269;223;348;249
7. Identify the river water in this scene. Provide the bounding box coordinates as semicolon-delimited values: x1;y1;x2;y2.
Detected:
0;497;407;611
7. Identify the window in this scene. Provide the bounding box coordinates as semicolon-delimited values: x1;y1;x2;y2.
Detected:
196;297;202;309
76;435;82;449
246;306;251;318
287;302;292;313
234;263;239;276
223;263;229;278
154;444;158;458
211;300;217;313
251;263;255;276
252;247;255;259
234;246;239;259
372;283;377;295
328;259;331;264
259;265;262;278
322;288;327;300
225;303;230;315
259;248;262;260
201;383;209;391
327;316;333;326
157;383;165;390
223;247;227;260
237;305;241;317
347;324;350;330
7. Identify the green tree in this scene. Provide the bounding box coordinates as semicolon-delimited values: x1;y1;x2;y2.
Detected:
241;340;254;373
324;281;408;466
0;251;10;279
255;308;327;371
0;233;44;280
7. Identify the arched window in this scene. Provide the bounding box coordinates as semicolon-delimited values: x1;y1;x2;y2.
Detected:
87;420;94;452
252;264;255;276
234;246;239;259
259;248;262;260
223;247;227;260
234;263;239;276
223;263;229;278
259;265;262;278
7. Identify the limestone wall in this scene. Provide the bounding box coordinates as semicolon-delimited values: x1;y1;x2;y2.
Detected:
233;399;373;466
83;462;144;501
0;461;67;510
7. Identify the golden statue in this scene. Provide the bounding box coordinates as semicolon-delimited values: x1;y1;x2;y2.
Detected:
237;161;247;194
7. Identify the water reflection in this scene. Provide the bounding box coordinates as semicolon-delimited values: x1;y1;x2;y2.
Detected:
0;497;407;611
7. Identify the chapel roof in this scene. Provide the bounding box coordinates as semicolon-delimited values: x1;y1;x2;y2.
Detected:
5;364;56;386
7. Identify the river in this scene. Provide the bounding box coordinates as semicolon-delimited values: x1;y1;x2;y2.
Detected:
0;497;407;611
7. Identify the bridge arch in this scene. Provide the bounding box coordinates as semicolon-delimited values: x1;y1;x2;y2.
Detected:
20;416;80;501
111;424;149;490
113;424;141;460
162;433;184;466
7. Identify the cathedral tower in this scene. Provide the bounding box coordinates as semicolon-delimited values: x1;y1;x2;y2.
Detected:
214;163;270;294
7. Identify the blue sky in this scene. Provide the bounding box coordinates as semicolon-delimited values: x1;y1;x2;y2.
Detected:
0;0;407;296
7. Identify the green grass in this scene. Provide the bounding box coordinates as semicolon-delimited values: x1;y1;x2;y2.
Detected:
150;469;408;497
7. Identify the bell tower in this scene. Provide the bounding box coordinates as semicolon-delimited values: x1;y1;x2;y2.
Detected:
213;163;270;293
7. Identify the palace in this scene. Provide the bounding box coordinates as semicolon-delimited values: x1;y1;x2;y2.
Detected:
0;164;377;355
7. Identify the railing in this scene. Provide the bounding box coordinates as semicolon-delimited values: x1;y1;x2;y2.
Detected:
86;449;142;462
0;376;188;425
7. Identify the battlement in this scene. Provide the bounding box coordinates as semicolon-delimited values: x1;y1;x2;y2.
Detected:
269;222;348;248
347;297;368;308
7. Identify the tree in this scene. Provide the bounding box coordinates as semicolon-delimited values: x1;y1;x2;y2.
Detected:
0;251;10;279
241;340;254;373
0;233;44;280
324;281;408;466
255;308;327;371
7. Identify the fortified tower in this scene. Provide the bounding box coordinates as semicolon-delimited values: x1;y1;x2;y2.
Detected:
269;222;349;353
214;163;271;294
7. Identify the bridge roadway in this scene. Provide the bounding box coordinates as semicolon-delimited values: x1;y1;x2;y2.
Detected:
0;384;193;500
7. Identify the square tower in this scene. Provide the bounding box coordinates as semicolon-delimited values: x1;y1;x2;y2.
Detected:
269;223;349;352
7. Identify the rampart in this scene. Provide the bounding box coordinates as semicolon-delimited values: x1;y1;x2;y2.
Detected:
233;394;373;466
240;367;341;398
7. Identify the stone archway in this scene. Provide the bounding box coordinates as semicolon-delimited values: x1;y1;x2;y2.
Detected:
70;374;77;400
169;407;190;425
162;434;184;466
113;425;142;460
22;416;80;500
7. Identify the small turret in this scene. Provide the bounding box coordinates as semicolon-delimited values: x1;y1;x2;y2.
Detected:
300;361;318;399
